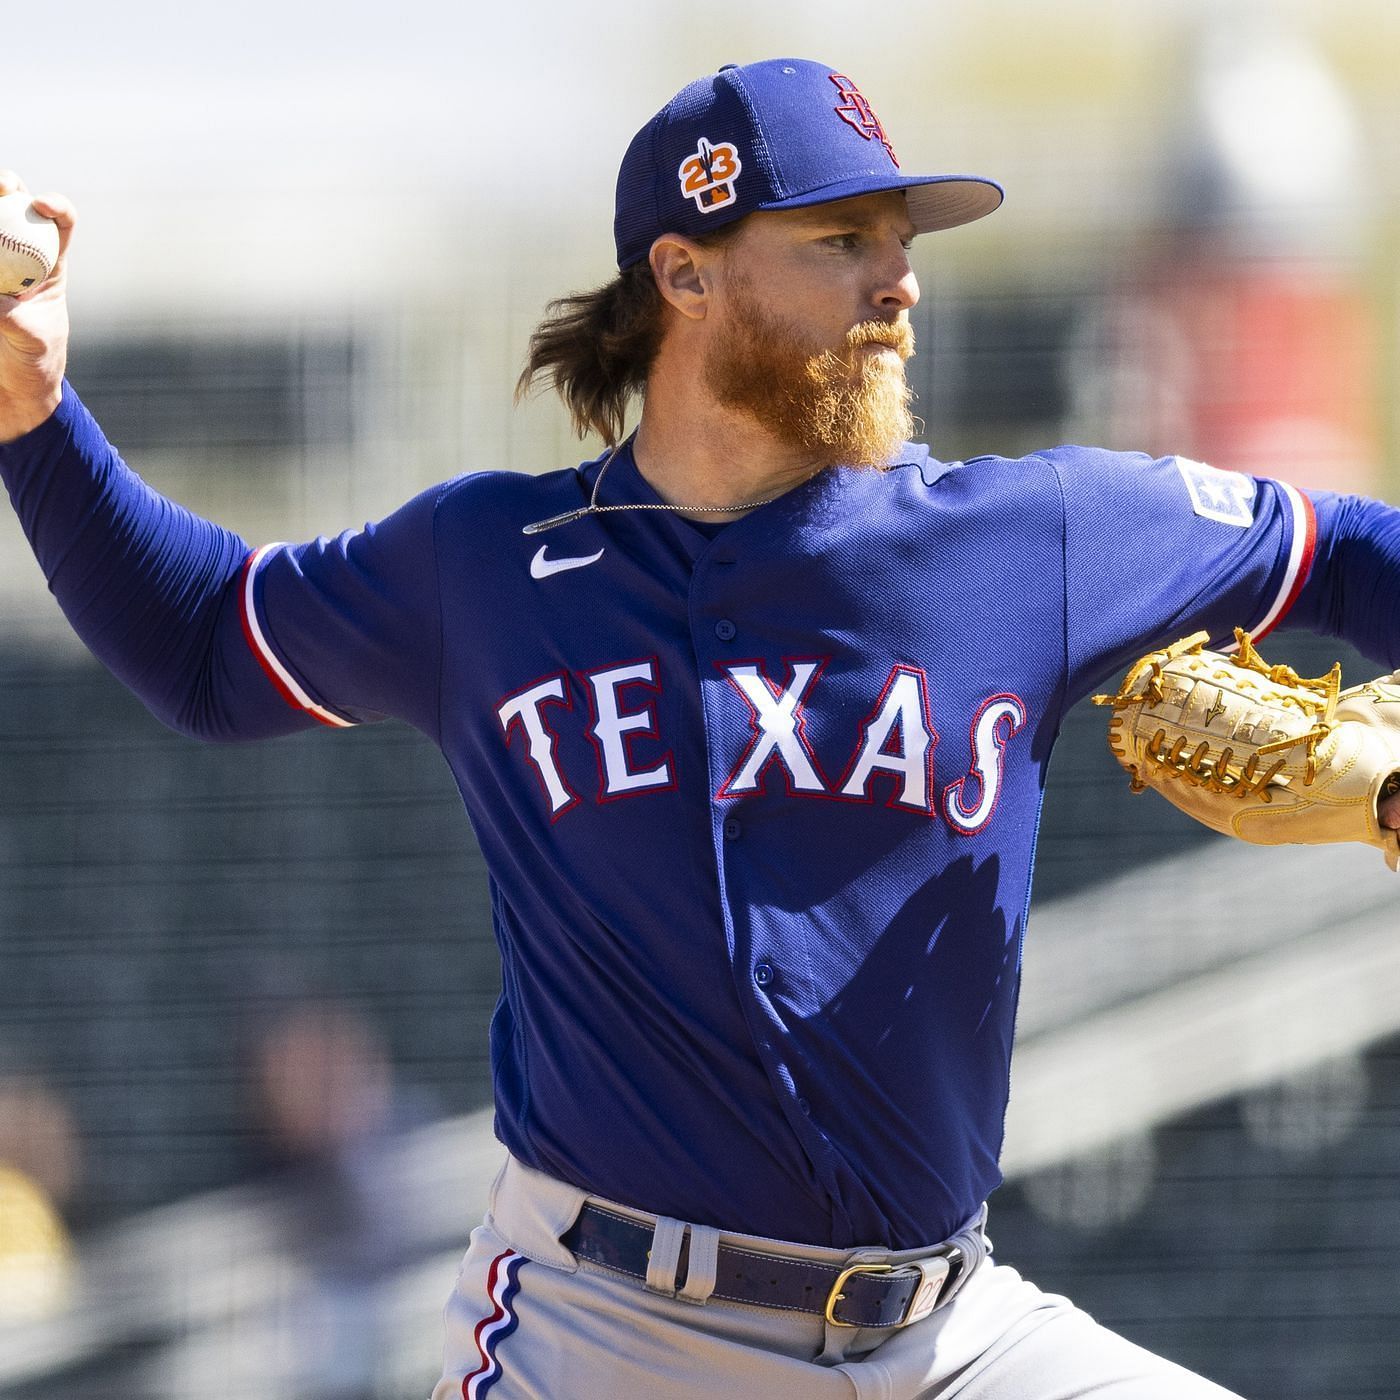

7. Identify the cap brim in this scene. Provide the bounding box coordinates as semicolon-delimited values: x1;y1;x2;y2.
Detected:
757;173;1004;234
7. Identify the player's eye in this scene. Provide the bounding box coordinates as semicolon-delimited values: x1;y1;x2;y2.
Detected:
823;233;862;251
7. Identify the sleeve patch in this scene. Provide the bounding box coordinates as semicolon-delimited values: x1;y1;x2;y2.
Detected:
1175;457;1256;527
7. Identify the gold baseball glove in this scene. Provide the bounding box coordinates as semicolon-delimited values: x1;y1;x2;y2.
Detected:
1092;630;1400;871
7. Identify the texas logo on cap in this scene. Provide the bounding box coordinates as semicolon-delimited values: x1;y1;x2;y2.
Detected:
829;73;899;167
678;137;743;213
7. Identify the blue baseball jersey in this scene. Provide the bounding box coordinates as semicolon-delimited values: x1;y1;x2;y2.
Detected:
0;391;1325;1250
235;434;1314;1249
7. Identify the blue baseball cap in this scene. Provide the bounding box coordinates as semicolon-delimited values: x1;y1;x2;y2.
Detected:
614;58;1004;269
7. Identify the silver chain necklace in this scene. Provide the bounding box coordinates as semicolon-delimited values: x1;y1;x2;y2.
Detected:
521;438;790;535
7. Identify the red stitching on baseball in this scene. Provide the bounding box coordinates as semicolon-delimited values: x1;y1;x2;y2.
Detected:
0;227;54;279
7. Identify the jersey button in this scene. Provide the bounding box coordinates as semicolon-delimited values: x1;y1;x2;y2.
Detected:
754;961;775;987
798;1097;811;1116
714;619;737;641
723;817;742;841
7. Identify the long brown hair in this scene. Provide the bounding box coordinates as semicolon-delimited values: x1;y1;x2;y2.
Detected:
516;228;740;446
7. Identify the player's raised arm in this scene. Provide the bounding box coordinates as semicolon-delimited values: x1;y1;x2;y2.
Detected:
0;173;444;742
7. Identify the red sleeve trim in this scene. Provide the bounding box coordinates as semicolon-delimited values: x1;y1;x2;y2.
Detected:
1253;484;1317;642
238;545;354;728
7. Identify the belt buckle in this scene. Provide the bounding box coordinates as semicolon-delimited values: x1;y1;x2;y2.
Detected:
824;1262;892;1326
824;1252;956;1328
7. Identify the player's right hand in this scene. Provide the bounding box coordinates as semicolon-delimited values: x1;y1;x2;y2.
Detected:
0;170;75;444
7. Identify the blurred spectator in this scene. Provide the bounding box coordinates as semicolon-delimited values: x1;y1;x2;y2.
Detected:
0;1070;80;1322
242;999;419;1400
1068;13;1379;495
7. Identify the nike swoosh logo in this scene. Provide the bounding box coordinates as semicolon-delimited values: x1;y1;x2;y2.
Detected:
530;545;605;579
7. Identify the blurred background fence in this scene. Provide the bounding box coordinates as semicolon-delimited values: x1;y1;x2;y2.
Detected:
2;1;1400;1396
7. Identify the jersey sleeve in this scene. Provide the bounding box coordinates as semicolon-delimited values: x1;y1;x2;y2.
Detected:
1284;489;1400;669
1049;445;1315;706
0;381;446;743
240;492;446;738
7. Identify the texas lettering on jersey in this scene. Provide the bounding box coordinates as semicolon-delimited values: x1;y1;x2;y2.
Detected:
496;654;1027;830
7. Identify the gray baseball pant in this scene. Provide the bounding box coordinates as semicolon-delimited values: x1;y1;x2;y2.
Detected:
430;1156;1245;1400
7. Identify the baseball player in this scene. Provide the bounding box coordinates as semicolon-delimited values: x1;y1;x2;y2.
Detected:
3;58;1400;1400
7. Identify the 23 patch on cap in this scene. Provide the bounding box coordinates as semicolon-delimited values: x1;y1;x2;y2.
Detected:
678;137;743;213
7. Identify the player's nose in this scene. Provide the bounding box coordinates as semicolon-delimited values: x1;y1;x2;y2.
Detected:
872;239;920;313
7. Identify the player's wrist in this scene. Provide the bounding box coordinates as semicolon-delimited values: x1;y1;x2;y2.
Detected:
0;384;63;444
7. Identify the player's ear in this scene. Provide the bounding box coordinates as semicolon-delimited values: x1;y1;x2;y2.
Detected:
649;235;711;321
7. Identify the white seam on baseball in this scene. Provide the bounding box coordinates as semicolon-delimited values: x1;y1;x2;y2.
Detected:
243;543;355;727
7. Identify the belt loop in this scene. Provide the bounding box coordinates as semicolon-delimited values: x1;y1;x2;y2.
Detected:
940;1208;990;1309
645;1216;687;1296
676;1223;720;1304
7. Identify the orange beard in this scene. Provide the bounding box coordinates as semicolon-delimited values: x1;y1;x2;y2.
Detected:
703;286;916;468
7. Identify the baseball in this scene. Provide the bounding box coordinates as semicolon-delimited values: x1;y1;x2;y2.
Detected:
0;192;60;297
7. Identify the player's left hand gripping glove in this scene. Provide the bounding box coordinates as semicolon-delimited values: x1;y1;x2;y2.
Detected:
1093;630;1400;871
